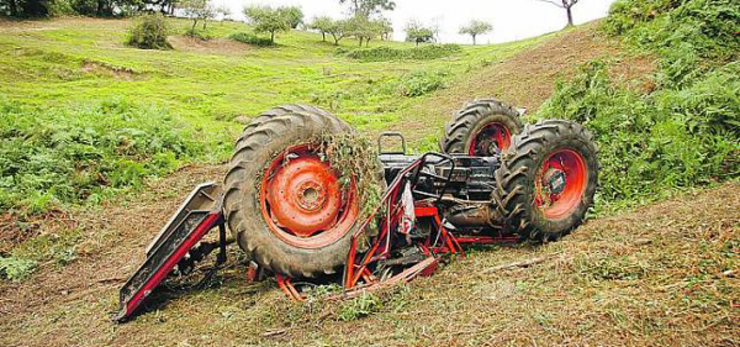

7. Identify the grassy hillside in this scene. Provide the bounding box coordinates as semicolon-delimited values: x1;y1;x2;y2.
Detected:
534;0;739;210
0;4;737;346
0;17;557;214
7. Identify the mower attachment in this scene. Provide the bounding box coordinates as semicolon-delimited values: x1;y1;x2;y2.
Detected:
113;182;223;322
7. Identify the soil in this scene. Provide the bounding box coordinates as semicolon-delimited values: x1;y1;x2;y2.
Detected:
168;36;255;56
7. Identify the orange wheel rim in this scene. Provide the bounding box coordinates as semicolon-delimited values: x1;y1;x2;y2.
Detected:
469;122;512;156
260;144;358;248
534;149;588;220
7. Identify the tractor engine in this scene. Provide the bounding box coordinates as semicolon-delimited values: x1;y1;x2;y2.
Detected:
378;135;504;231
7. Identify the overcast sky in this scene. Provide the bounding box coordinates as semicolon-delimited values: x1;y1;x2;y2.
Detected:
218;0;618;44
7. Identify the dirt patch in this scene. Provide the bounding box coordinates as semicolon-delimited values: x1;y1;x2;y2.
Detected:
81;60;140;81
168;36;254;56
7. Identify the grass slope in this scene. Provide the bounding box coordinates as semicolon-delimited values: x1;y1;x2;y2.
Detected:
0;16;557;214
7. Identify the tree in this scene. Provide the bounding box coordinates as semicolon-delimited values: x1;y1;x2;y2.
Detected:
459;20;492;45
243;5;293;44
339;0;395;17
0;0;19;16
346;15;385;47
404;19;434;46
309;15;334;42
377;16;393;41
282;6;303;29
327;19;349;45
534;0;580;27
181;0;215;32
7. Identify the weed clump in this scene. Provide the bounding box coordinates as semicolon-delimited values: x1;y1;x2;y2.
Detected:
0;256;37;282
345;44;462;62
126;14;172;50
229;32;274;47
398;70;448;97
318;133;384;221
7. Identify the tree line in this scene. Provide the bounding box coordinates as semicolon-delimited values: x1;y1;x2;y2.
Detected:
1;0;584;47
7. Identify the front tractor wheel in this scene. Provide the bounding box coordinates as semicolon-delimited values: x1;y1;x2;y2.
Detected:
223;105;364;278
440;99;524;156
493;120;599;241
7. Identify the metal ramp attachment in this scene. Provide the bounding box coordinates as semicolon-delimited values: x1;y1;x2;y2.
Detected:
113;182;224;322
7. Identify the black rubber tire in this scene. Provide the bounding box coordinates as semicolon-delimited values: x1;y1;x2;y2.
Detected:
223;104;363;278
440;99;524;155
492;119;599;241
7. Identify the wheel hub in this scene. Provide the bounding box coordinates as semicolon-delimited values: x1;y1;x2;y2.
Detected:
265;156;342;238
535;149;588;220
297;182;326;211
469;122;512;156
543;168;567;195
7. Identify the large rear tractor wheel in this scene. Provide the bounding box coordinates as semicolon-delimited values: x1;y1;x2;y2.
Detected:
223;105;367;278
492;119;599;241
440;99;524;156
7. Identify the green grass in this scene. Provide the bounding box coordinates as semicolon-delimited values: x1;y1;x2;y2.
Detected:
0;16;554;214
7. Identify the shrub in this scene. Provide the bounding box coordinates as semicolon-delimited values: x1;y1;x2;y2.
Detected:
346;44;462;62
126;14;172;50
537;61;738;209
0;98;203;214
229;32;274;47
398;70;448;97
604;0;739;63
184;27;213;41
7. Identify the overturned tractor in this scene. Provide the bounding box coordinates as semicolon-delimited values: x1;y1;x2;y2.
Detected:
115;99;598;321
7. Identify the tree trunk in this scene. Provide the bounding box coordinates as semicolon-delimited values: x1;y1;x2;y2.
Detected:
322;32;326;42
270;31;275;43
358;37;363;46
9;0;18;16
566;5;574;26
203;20;207;30
472;34;476;45
365;38;370;47
96;0;104;16
191;19;197;33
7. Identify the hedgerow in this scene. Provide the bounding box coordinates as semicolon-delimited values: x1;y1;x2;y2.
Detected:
345;44;462;62
536;0;740;210
229;32;275;46
0;98;203;214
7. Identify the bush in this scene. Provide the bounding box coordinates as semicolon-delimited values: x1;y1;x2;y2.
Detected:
126;14;172;50
346;44;462;62
604;0;739;64
184;27;213;41
229;32;275;47
0;98;203;214
537;61;738;209
398;70;448;97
